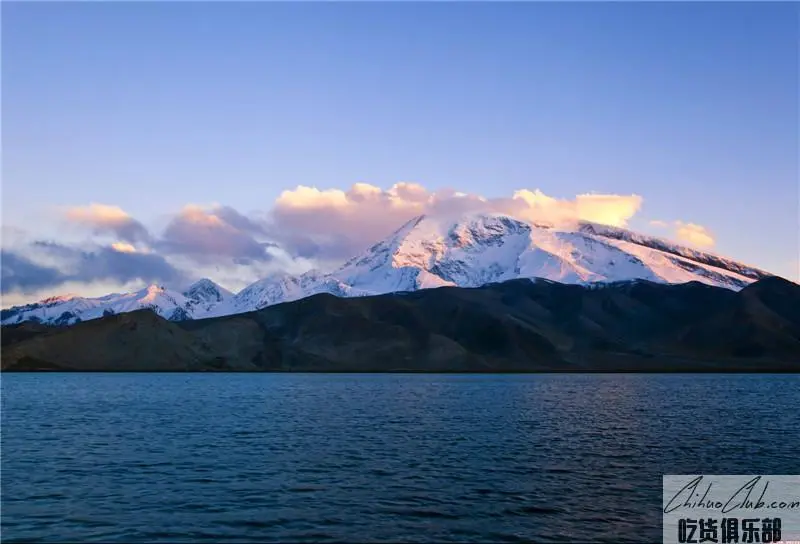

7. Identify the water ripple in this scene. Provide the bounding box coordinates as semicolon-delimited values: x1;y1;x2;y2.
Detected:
2;373;799;543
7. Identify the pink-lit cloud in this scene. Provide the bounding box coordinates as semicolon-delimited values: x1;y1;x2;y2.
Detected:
674;221;715;248
649;218;716;249
157;204;274;263
64;203;152;243
7;183;729;302
61;185;647;266
110;242;138;254
268;183;643;260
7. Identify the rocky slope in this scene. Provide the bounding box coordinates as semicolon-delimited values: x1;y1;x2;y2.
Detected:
3;276;798;373
2;213;774;325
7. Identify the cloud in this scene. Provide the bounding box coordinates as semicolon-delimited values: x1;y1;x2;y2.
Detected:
1;251;65;294
78;245;186;286
64;203;152;244
1;241;187;295
505;189;642;227
7;183;726;303
268;182;643;260
2;225;30;247
8;201;279;299
212;205;268;236
110;242;138;253
56;185;646;268
63;202;273;264
674;221;715;248
157;205;274;263
650;219;716;248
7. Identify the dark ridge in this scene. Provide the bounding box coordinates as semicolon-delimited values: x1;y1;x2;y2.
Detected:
1;321;59;348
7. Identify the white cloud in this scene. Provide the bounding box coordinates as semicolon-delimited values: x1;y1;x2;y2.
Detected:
110;242;138;253
650;219;716;249
674;221;715;248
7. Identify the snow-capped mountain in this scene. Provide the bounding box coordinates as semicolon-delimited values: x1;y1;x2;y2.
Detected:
1;213;774;326
214;213;771;315
1;279;230;326
183;278;233;315
315;213;769;293
209;270;373;317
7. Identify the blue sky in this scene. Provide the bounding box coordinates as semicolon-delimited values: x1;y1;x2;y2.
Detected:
2;1;798;301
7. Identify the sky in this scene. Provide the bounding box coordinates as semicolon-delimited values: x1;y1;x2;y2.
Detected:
2;1;798;305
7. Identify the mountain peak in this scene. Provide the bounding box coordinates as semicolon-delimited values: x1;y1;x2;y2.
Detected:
187;278;216;289
183;278;232;304
40;294;80;305
331;211;769;294
139;284;167;303
185;277;222;293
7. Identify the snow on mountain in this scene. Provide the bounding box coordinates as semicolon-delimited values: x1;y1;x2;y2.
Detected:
207;270;371;317
1;213;774;326
324;213;769;293
183;278;233;314
214;213;770;316
1;280;229;326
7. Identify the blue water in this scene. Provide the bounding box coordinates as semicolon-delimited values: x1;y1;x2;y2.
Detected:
2;373;798;543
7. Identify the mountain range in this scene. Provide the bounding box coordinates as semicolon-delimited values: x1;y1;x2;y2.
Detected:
3;275;798;372
1;213;776;326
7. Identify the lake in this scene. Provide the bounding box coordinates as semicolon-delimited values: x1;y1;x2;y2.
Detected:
2;373;798;543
